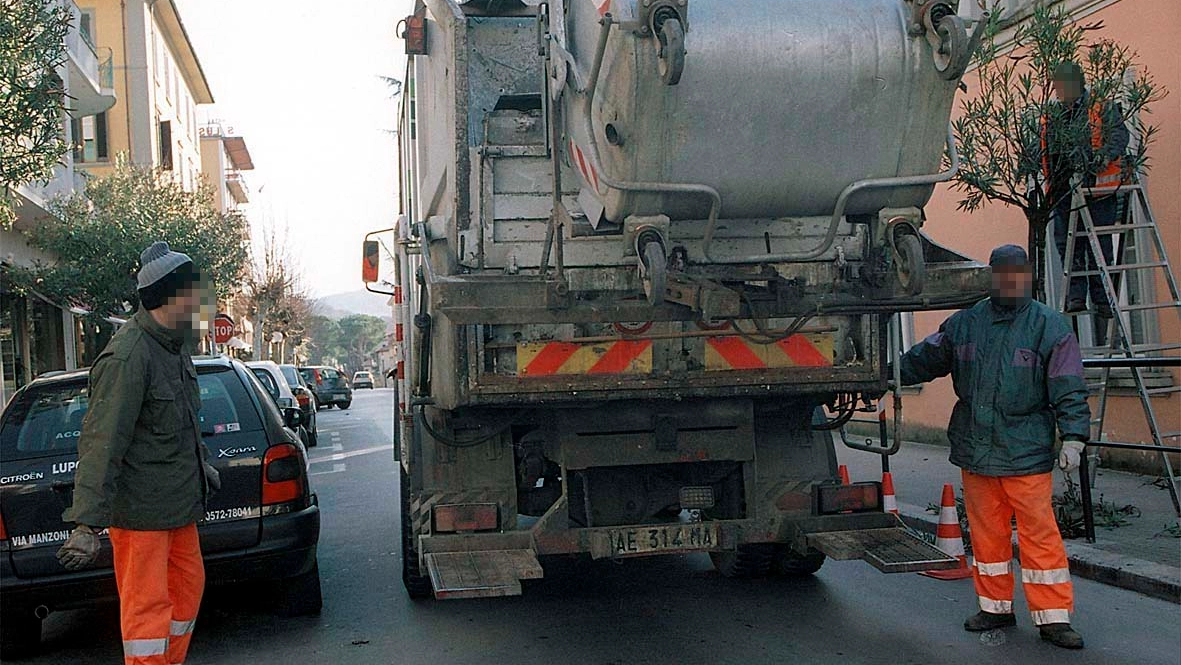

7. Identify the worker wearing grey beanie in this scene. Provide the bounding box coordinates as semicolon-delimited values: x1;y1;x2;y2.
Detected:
59;240;218;664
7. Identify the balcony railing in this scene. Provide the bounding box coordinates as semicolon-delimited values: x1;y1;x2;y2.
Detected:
98;47;114;89
60;0;99;91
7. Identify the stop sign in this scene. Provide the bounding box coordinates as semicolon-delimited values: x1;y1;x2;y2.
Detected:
213;314;235;345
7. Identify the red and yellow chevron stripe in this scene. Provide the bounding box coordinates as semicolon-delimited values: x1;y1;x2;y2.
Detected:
704;334;833;371
517;340;652;377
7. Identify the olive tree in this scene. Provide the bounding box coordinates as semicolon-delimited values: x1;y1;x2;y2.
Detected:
951;4;1162;299
12;159;250;319
0;0;72;227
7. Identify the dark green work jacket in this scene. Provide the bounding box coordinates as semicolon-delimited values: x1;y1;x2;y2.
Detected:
65;310;207;530
899;298;1091;476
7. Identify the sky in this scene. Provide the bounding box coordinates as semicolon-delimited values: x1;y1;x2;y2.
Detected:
175;0;412;298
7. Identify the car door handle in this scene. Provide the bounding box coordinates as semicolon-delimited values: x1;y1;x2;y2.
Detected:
52;481;75;491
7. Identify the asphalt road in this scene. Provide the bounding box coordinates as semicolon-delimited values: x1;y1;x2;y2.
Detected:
15;389;1181;664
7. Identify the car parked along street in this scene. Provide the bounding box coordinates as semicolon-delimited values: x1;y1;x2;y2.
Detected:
248;361;318;447
298;366;352;410
0;357;322;659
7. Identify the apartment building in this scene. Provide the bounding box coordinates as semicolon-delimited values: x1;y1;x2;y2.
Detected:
199;118;255;213
76;0;213;187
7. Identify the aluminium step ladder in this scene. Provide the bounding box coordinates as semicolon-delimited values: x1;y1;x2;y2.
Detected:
1059;182;1181;517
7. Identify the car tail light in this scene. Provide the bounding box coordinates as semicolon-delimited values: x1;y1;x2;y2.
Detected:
814;482;882;515
432;503;499;533
263;443;306;505
296;391;310;407
0;511;7;541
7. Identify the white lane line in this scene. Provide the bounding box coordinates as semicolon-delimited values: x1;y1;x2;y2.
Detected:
311;463;347;477
307;443;394;464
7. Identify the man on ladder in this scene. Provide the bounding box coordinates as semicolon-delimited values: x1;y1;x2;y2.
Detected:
1044;60;1130;320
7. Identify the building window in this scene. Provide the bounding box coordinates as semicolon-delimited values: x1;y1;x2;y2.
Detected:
79;9;97;48
72;112;108;163
159;120;173;170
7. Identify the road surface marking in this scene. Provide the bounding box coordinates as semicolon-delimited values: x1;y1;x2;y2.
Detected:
308;443;394;465
311;463;348;477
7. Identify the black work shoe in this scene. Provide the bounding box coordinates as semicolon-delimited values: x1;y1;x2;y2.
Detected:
1065;299;1089;314
1040;623;1085;649
964;610;1017;632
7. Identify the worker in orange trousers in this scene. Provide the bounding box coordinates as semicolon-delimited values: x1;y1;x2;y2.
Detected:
896;245;1089;650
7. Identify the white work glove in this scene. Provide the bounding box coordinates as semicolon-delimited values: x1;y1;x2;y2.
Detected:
1058;439;1087;473
57;525;101;570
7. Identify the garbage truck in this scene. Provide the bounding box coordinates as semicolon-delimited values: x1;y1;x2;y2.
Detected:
363;0;990;599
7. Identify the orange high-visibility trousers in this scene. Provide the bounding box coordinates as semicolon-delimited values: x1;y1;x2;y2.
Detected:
109;523;204;664
961;470;1074;625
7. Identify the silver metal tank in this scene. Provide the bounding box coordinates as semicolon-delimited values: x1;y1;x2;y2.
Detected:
561;0;963;223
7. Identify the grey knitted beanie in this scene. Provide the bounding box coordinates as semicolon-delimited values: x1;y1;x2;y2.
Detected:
137;241;193;289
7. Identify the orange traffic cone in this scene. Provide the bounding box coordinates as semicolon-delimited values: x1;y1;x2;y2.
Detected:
838;465;851;485
920;483;973;580
882;472;899;515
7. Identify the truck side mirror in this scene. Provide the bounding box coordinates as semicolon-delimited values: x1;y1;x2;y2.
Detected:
362;240;380;283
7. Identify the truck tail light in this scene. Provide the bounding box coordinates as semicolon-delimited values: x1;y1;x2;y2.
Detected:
432;503;499;533
814;482;882;515
263;443;306;506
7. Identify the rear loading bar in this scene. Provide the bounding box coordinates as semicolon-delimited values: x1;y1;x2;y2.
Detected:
418;512;957;599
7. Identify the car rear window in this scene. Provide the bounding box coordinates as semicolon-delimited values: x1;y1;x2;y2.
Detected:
321;368;339;381
250;368;281;401
0;369;264;461
280;366;301;388
198;369;265;436
0;382;89;461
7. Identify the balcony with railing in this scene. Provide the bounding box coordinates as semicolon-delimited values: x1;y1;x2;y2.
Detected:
60;0;115;117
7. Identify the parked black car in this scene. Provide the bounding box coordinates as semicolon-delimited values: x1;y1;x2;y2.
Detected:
298;366;352;410
0;357;321;659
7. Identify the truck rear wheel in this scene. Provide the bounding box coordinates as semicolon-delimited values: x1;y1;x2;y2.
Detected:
710;543;775;579
400;467;433;600
770;545;826;577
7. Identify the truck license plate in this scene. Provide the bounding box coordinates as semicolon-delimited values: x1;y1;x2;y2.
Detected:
602;523;720;557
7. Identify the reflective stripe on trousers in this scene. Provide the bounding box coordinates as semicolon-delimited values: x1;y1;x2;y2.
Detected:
961;470;1074;625
123;638;168;658
110;523;205;664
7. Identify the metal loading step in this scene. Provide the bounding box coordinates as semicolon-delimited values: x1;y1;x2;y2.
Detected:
806;527;959;574
423;549;544;600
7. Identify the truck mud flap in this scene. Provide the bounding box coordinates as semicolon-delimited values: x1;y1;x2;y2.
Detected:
424;549;544;599
806;528;959;574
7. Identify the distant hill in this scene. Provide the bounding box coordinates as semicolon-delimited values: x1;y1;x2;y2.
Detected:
314;290;394;321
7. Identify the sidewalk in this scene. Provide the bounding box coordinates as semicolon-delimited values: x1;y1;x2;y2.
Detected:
835;437;1181;603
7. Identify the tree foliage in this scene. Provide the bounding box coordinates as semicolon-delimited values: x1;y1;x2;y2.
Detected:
12;159;250;318
337;314;387;371
952;4;1163;296
1;0;73;227
303;314;344;365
